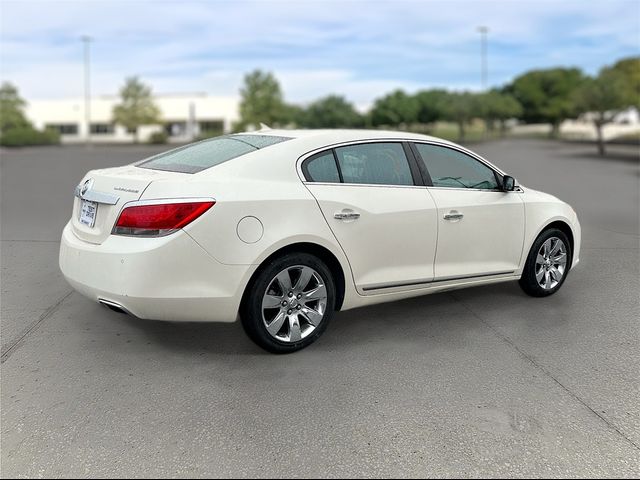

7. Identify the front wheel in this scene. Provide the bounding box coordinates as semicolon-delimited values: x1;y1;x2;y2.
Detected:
240;253;335;353
519;228;572;297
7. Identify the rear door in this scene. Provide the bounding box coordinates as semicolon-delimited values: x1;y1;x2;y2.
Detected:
302;142;438;292
412;142;525;280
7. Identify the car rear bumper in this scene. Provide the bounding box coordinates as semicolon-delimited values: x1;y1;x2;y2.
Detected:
59;222;253;322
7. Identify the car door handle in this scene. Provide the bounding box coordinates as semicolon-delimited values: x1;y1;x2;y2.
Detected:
443;211;464;221
334;211;360;221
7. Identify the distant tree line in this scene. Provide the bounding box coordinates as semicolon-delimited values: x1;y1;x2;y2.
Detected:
2;56;637;154
236;56;639;155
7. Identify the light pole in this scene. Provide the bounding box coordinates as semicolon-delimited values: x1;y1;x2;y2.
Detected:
477;26;489;90
81;35;92;146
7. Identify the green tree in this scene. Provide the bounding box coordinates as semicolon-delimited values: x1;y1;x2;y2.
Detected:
440;92;479;141
0;82;30;133
112;77;161;143
508;67;585;137
606;57;640;108
282;103;306;128
477;90;523;136
370;90;419;127
237;70;287;130
573;68;636;155
414;89;448;126
0;82;59;146
297;95;363;128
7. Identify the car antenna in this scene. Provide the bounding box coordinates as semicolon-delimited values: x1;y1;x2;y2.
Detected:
259;123;272;131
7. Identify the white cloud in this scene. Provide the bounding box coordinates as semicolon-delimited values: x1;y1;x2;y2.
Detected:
1;0;638;104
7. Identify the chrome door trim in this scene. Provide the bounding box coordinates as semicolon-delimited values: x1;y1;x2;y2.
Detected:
443;212;464;220
334;211;361;220
361;270;516;292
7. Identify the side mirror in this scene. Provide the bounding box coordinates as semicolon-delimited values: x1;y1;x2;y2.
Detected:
502;175;516;191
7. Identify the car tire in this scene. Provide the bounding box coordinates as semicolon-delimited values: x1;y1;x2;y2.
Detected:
519;228;572;297
240;252;336;354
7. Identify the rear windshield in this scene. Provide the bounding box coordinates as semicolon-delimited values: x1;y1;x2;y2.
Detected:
137;134;291;173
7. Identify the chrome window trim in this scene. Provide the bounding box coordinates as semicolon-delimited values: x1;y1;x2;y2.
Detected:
296;138;421;187
303;181;428;190
426;185;524;194
295;137;519;192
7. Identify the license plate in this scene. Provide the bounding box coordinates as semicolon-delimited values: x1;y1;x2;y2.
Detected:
79;200;98;227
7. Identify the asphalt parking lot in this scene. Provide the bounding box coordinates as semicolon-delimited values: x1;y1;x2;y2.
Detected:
1;139;639;478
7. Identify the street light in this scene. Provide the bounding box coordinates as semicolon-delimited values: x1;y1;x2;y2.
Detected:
80;35;92;146
477;26;489;90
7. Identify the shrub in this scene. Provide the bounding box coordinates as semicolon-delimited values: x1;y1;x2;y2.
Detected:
148;131;168;144
0;127;60;147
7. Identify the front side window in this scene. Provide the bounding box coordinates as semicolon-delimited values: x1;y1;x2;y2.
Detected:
414;143;499;190
137;134;290;174
334;143;414;186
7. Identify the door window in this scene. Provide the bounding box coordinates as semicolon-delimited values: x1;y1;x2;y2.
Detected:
414;143;499;190
334;143;414;186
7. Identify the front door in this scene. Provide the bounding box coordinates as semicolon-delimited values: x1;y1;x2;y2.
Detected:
412;142;525;280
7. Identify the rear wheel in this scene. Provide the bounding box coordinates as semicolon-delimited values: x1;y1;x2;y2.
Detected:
240;253;335;353
519;228;572;297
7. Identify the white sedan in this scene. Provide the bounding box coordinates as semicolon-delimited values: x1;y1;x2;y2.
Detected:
60;129;581;353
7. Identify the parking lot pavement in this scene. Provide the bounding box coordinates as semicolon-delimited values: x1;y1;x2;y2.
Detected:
1;140;639;477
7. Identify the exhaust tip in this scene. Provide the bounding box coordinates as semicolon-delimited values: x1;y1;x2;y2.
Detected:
98;298;131;316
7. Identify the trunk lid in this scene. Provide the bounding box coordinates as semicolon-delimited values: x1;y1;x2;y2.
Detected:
70;165;179;244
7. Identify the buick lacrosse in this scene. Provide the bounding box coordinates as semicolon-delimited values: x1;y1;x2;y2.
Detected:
60;129;581;353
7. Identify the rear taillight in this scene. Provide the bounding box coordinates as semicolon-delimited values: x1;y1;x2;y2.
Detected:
112;200;215;237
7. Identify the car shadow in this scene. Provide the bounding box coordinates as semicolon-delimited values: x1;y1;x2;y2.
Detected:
115;281;524;356
316;281;525;351
118;313;263;356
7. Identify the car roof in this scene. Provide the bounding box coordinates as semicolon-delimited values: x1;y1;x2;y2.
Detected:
233;128;459;151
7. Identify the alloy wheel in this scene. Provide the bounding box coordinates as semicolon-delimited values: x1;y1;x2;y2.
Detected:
261;265;328;342
535;237;567;290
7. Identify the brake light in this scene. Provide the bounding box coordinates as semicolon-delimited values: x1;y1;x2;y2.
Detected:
112;201;215;237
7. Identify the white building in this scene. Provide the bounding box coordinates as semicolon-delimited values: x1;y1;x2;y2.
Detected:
25;93;240;143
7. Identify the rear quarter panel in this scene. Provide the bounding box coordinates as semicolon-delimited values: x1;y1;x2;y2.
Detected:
138;151;361;306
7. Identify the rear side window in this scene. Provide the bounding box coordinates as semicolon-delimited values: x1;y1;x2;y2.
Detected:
335;143;413;186
304;151;341;183
137;134;290;174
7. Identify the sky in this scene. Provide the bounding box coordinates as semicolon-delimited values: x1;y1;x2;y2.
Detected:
1;0;639;110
